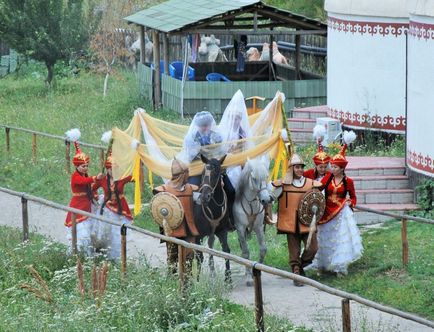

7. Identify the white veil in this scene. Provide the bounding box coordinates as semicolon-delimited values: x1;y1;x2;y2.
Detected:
217;90;254;189
177;111;222;163
217;89;253;152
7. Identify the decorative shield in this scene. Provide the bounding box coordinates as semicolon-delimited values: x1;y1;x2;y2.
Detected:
298;189;326;226
150;192;184;230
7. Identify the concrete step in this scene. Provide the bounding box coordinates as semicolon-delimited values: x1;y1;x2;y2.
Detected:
291;105;328;120
288;128;313;142
345;157;406;176
352;175;410;190
355;203;419;225
356;189;414;205
288;118;316;130
346;167;406;177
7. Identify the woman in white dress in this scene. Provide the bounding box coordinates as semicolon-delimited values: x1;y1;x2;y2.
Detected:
313;131;363;275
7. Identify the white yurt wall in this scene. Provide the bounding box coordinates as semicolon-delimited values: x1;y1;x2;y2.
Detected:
325;0;409;133
407;0;434;177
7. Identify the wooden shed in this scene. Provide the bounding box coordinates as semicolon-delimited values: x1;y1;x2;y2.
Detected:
125;0;327;116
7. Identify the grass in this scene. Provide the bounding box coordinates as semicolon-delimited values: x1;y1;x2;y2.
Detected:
0;225;306;331
1;63;432;321
215;221;434;321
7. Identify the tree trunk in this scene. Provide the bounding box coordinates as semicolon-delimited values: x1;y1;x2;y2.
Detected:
103;72;109;98
46;62;54;86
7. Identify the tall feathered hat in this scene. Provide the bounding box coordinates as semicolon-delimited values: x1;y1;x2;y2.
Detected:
312;125;330;165
330;130;357;169
101;130;112;169
65;128;89;167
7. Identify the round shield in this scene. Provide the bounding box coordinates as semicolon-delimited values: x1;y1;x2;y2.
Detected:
298;189;326;226
150;192;184;230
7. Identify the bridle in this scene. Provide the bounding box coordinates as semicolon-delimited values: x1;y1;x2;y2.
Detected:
199;164;227;228
240;174;267;224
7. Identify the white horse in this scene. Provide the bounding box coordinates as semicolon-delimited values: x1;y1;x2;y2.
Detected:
233;159;272;286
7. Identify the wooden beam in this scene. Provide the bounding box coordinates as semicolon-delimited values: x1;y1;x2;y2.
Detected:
202;22;289;30
172;29;326;36
162;33;170;75
184;7;256;30
295;34;301;80
152;30;161;108
256;8;324;30
139;26;145;64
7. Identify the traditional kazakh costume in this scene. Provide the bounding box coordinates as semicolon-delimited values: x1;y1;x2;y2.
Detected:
313;131;363;274
272;154;322;285
92;152;133;260
64;129;99;255
153;159;200;274
304;125;331;181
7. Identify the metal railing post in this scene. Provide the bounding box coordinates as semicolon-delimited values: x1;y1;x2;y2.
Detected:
5;127;10;152
178;244;186;293
342;298;351;332
65;140;71;173
401;219;409;266
21;197;29;242
121;224;127;278
253;266;265;332
32;133;37;162
71;213;78;255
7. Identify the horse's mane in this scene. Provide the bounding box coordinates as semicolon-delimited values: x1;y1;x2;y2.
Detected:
238;159;268;193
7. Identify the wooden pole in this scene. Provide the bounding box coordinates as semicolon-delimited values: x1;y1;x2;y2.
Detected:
21;197;29;242
178;244;186;293
71;213;78;255
121;224;127;278
342;298;351;332
139;26;145;64
99;148;105;171
5;127;10;152
401;219;409;266
253;267;265;332
268;33;273;81
32;133;37;162
152;30;161;108
65;141;71;173
295;34;301;80
162;33;170;75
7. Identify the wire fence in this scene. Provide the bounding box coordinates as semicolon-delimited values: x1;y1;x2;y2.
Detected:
0;186;433;332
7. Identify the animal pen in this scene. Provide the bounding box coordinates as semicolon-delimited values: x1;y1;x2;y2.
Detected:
125;0;327;116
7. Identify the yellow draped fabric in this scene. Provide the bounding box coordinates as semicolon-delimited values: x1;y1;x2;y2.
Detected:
112;92;293;215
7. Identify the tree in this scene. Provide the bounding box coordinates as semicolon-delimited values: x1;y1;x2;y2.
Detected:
0;0;89;85
89;0;137;97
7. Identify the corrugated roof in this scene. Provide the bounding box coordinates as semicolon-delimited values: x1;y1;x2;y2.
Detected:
125;0;260;33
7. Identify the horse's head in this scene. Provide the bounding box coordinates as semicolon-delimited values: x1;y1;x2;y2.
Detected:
245;159;272;205
199;154;226;205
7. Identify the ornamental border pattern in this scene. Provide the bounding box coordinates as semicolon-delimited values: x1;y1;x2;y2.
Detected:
328;108;406;131
409;21;434;40
328;16;408;37
407;150;434;174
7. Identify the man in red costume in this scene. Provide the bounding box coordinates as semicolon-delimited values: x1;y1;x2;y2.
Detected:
65;128;103;255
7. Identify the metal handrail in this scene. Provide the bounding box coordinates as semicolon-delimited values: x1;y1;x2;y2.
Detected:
0;186;433;330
